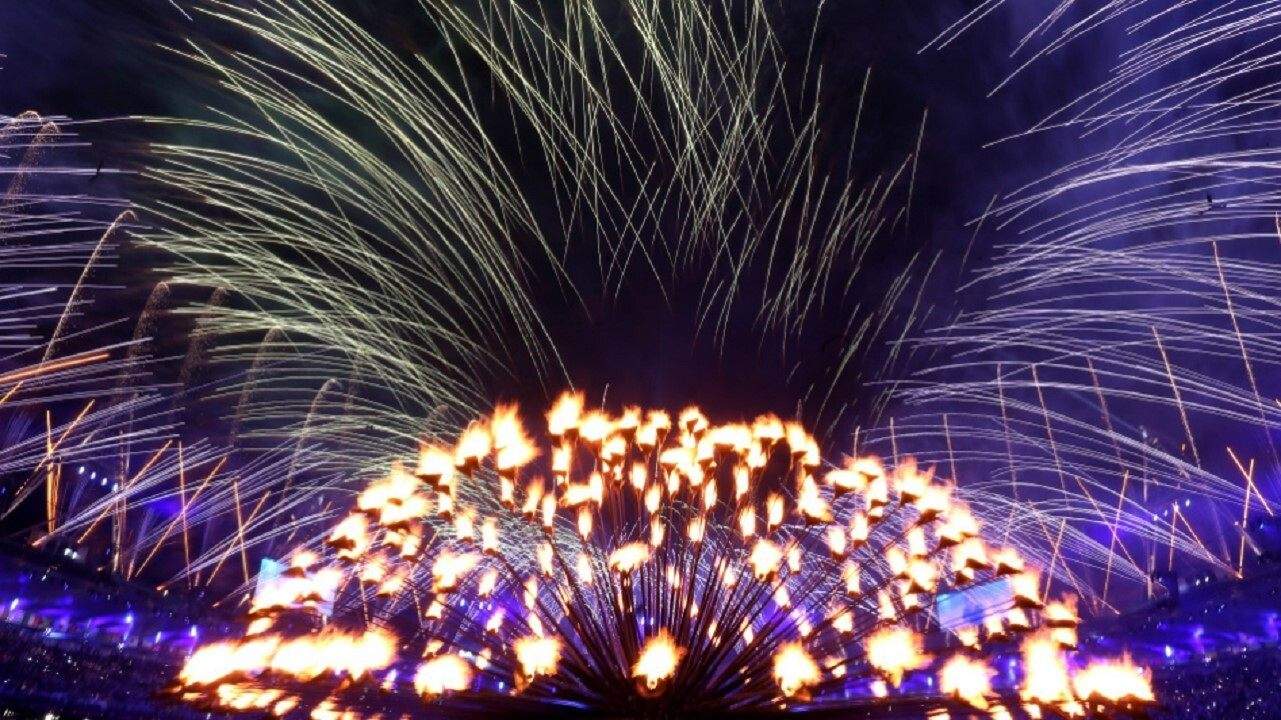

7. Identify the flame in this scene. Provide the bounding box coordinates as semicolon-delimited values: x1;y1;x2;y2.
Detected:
454;421;492;468
480;517;499;554
1020;631;1073;706
992;546;1024;575
1044;596;1079;628
892;459;933;502
843;562;861;596
609;542;651;574
766;493;785;530
177;395;1154;717
831;607;853;634
432;551;479;592
415;654;473;696
536;542;555;576
547;390;584;436
752;414;784;443
796;474;832;522
521;479;544;516
748;538;784;580
416;445;455;485
629;462;648;491
617;405;642;433
825;462;867;495
477;568;499;597
1073;656;1154;704
633;630;682;690
678;406;708;433
738;505;756;537
1011;570;1043;608
866;626;928;686
327;513;371;561
453;509;476;542
514;635;561;679
180;641;246;686
826;525;847;558
179;630;395;687
686;515;706;542
486;609;505;633
562;479;603;507
849;512;869;546
939;654;993;710
650;516;666;546
938;504;978;546
579;410;614;444
772;642;821;698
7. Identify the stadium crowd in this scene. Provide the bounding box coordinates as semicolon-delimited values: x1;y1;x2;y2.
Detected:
1150;646;1281;720
0;623;216;720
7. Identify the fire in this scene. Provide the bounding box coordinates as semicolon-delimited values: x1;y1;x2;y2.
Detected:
939;654;993;710
177;630;395;687
416;445;455;486
686;515;706;542
738;505;756;537
748;538;784;581
454;421;491;469
1020;631;1073;706
175;394;1152;717
492;404;538;472
432;551;479;592
608;542;651;574
773;642;821;698
1044;597;1080;628
328;513;370;561
796;474;832;522
547;390;584;436
514;635;561;679
992;547;1025;575
893;459;931;502
633;630;682;690
766;493;785;530
579;409;614;444
826;524;847;557
179;641;243;686
415;654;473;696
1011;570;1043;608
1072;657;1154;704
842;562;861;596
866;626;928;686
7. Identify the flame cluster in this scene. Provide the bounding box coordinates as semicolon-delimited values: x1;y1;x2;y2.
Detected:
175;392;1153;717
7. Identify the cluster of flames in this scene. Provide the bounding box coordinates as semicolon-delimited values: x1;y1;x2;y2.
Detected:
174;392;1154;718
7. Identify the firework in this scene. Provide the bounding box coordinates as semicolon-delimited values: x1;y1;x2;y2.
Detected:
889;1;1281;608
0;110;195;554
133;0;926;504
0;107;306;595
174;392;1152;717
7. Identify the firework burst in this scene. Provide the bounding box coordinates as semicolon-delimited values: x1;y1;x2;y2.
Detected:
174;391;1152;718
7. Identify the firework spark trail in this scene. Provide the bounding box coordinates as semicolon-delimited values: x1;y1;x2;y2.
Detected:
904;0;1281;603
134;0;923;480
0;114;159;508
0;109;291;586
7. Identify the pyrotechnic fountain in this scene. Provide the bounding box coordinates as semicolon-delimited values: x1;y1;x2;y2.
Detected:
174;392;1153;718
